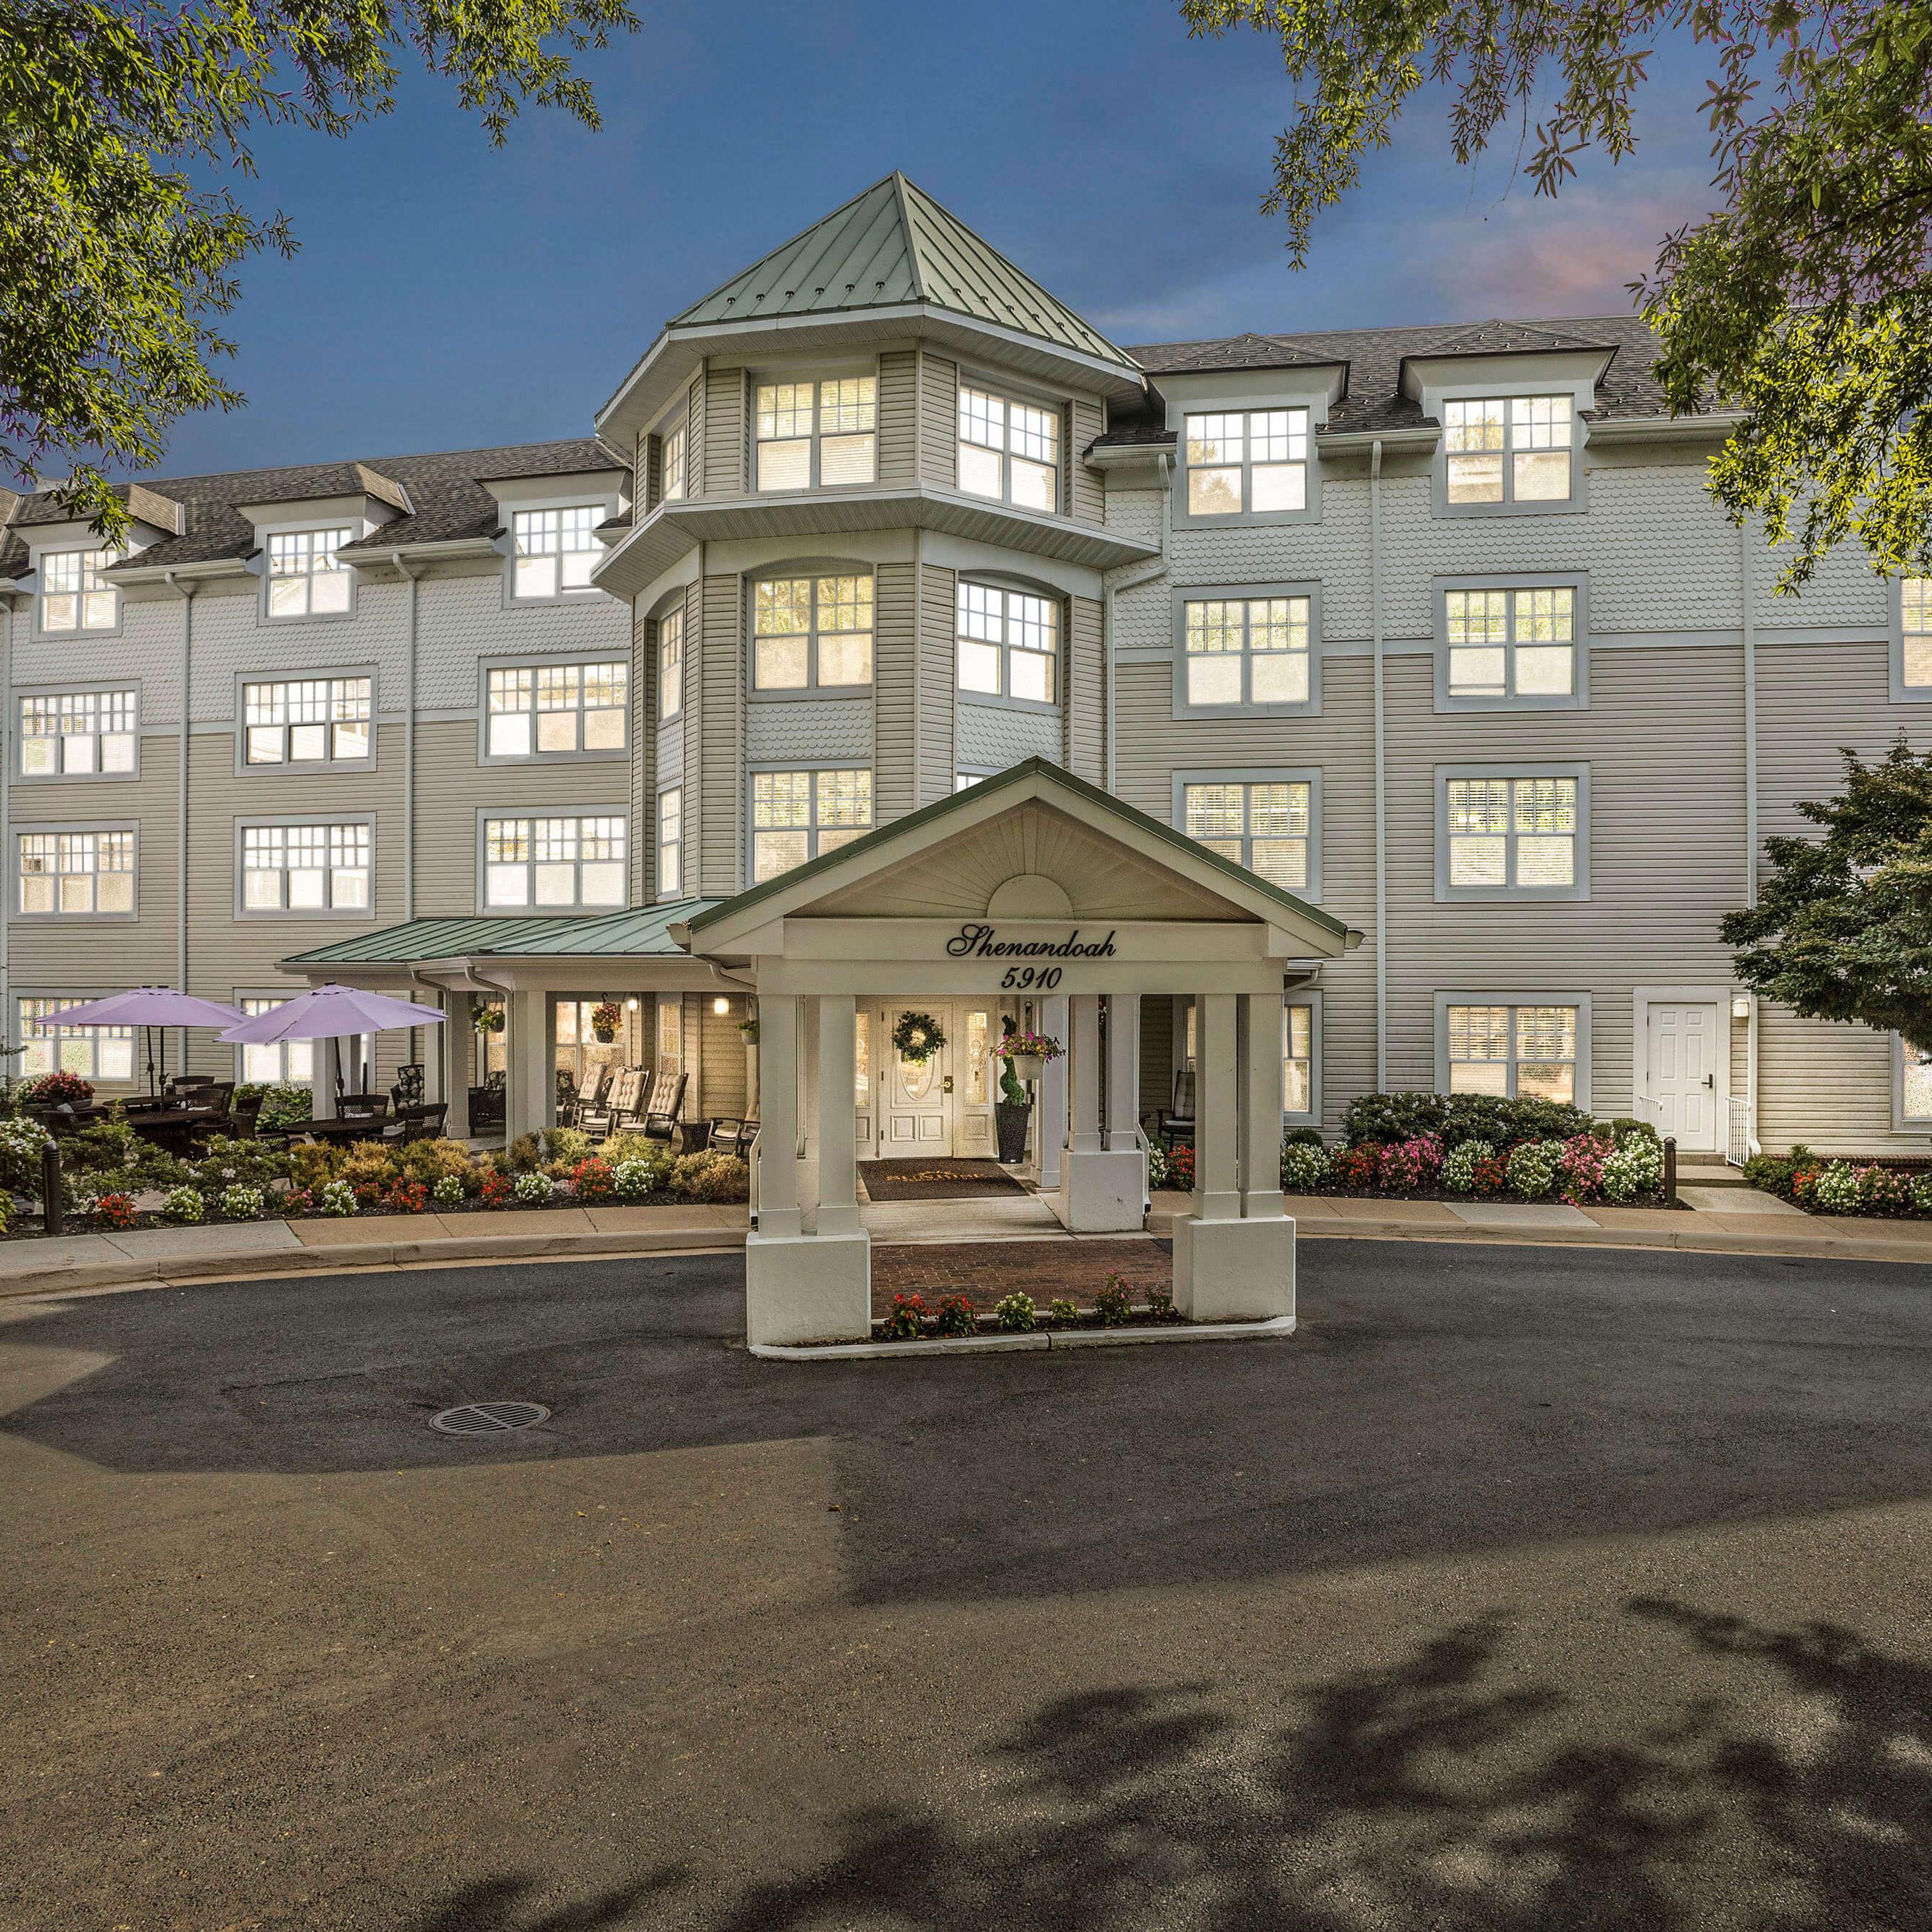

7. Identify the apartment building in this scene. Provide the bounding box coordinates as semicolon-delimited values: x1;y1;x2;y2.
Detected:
2;171;1928;1168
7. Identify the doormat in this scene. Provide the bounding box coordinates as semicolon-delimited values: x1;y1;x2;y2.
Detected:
858;1158;1029;1202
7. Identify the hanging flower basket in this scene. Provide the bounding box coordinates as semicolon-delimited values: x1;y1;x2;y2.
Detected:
473;1005;506;1036
738;1017;759;1044
892;1010;947;1064
999;1029;1062;1083
589;1001;621;1044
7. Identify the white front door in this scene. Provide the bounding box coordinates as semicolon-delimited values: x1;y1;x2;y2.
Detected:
881;1004;952;1154
1648;1002;1720;1150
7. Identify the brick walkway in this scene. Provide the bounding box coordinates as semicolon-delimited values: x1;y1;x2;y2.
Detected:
870;1238;1170;1314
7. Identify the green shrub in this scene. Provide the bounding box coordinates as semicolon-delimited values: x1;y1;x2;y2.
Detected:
1280;1141;1331;1191
1094;1274;1135;1325
315;1179;357;1217
219;1184;265;1220
1602;1136;1664;1201
1741;1152;1797;1198
431;1173;467;1208
611;1159;662;1201
397;1138;476;1186
1505;1140;1565;1200
504;1133;545;1173
1441;1139;1493;1195
236;1083;312;1132
1281;1126;1325;1150
1341;1091;1591;1150
1046;1297;1080;1326
994;1291;1036;1332
62;1115;186;1191
669;1151;750;1203
1810;1162;1860;1214
157;1186;205;1225
1341;1092;1448;1146
512;1170;554;1204
189;1135;291;1192
543;1125;593;1167
933;1294;977;1337
1605;1116;1660;1148
1913;1173;1932;1215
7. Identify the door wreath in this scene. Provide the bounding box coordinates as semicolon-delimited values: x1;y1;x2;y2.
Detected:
891;1010;947;1064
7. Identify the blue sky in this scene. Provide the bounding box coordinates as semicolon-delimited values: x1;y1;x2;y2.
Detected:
159;0;1723;475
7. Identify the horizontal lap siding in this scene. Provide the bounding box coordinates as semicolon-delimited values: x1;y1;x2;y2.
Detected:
873;562;917;825
878;352;917;487
703;367;744;499
920;357;957;491
917;561;956;807
1066;597;1104;782
1070;401;1104;525
696;988;747;1119
698;575;743;896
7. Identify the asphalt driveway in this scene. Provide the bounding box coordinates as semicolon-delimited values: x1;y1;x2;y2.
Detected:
6;1241;1932;1930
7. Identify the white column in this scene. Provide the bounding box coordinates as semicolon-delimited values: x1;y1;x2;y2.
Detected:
1240;992;1285;1219
1194;993;1240;1222
816;994;859;1238
1037;993;1069;1189
311;1034;340;1120
757;994;801;1238
445;995;472;1139
1068;994;1103;1154
506;987;549;1141
422;997;446;1107
1106;993;1140;1152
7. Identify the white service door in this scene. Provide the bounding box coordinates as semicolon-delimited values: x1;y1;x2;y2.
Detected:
881;1005;951;1153
1649;1003;1719;1151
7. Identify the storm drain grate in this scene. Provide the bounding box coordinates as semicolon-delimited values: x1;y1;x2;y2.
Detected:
430;1401;550;1436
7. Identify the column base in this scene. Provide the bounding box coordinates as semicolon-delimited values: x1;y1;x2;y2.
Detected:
1054;1147;1147;1233
744;1228;873;1348
1173;1214;1296;1323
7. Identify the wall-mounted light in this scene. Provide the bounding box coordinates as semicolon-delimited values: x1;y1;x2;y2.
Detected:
1731;994;1752;1020
712;996;730;1016
625;997;640;1012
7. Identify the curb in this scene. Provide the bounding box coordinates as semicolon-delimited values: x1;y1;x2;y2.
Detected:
748;1315;1297;1360
1284;1218;1932;1265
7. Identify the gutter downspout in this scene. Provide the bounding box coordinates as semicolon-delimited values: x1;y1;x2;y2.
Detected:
394;552;422;1079
167;572;197;1076
0;596;10;1058
1739;520;1760;1149
1370;441;1388;1092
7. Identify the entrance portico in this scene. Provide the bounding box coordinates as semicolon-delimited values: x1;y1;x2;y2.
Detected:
675;759;1359;1347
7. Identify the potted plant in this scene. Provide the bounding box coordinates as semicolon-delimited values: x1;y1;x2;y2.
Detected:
738;1016;759;1044
999;1028;1061;1084
473;1004;506;1036
992;1022;1062;1165
589;1000;621;1044
20;1069;93;1118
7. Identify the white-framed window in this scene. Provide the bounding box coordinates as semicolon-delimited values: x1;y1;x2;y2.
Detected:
265;528;354;619
1444;396;1573;507
957;385;1061;512
481;815;626;910
957;581;1057;704
656;994;682;1075
1283;995;1320;1122
750;768;873;881
1894;578;1932;701
1440;998;1586;1105
483;661;628;759
1439;580;1583;708
1177;592;1315;712
1438;767;1588;901
661;422;688;504
510;505;601;599
1895;1035;1932;1128
657;788;683;899
1183;409;1309;519
1178;774;1318;894
18;688;138;779
39;549;118;633
240;820;371;915
16;828;135;919
752;573;874;691
235;996;315;1086
241;675;373;767
754;376;878;491
18;996;136;1083
955;768;997;791
658;604;685;721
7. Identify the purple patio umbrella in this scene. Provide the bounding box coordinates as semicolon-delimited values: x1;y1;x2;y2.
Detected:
43;987;248;1095
215;983;446;1045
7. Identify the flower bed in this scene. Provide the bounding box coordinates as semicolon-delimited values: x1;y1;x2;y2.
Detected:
1743;1146;1932;1218
872;1271;1180;1344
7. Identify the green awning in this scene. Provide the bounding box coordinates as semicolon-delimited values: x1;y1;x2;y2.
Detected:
281;899;717;967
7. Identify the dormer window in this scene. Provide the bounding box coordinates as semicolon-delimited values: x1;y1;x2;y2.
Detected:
1183;409;1308;517
662;423;688;503
40;549;117;633
266;528;354;618
958;386;1059;512
1444;396;1573;505
511;506;601;599
754;377;877;491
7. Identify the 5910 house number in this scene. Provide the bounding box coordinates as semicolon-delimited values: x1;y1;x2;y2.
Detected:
944;922;1117;990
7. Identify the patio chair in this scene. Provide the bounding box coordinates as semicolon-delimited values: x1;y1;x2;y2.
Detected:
338;1092;389;1123
469;1075;506;1133
1158;1066;1196;1147
228;1090;265;1140
641;1071;688;1144
383;1102;449;1145
554;1067;580;1125
570;1062;615;1129
582;1067;644;1141
708;1116;759;1161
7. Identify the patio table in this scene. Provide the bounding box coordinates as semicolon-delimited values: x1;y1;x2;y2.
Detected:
298;1117;389;1146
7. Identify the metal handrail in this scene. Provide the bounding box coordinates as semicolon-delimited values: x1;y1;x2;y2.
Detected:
1725;1096;1758;1168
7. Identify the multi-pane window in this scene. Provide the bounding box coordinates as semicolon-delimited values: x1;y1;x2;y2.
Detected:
1444;396;1573;505
17;830;134;917
754;377;877;491
661;423;688;504
1902;1038;1932;1122
485;662;628;757
1183;780;1313;891
1444;775;1581;894
752;575;874;690
957;386;1060;512
19;997;134;1082
657;788;683;897
19;690;137;777
266;528;354;618
1447;1003;1580;1103
510;506;601;599
1283;1000;1315;1116
241;822;370;912
242;676;372;766
658;605;685;720
40;549;117;633
483;815;626;909
1444;586;1577;701
751;769;873;881
1182;596;1312;708
956;582;1057;703
237;998;315;1086
1183;410;1309;517
1901;580;1932;692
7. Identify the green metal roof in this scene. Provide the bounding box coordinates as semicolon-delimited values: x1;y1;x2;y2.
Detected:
281;899;717;967
685;759;1354;943
670;173;1134;370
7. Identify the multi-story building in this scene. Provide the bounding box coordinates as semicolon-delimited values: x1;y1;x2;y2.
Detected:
3;171;1928;1169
